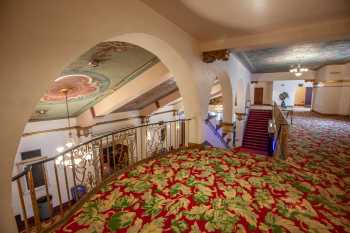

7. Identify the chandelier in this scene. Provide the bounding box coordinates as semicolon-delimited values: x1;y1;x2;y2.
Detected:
56;88;76;154
289;64;308;77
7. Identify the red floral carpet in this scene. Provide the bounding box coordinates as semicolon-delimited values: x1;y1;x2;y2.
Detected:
56;112;350;233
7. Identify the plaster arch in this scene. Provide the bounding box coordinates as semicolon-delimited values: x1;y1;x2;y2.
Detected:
102;33;201;122
216;73;234;123
236;78;245;113
1;1;207;231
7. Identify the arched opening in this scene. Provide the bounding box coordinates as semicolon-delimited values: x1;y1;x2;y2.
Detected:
204;72;234;148
9;36;203;231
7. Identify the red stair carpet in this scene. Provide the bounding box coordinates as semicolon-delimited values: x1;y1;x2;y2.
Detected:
242;109;272;154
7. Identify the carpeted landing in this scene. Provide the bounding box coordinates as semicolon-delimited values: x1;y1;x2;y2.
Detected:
56;112;350;233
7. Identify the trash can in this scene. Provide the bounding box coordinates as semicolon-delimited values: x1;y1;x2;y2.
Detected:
37;195;52;220
71;185;87;202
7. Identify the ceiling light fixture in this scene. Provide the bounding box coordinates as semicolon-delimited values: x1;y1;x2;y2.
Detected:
289;64;308;77
56;88;76;153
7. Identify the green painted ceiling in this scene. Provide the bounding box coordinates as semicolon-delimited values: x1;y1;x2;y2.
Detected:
31;42;158;121
234;39;350;73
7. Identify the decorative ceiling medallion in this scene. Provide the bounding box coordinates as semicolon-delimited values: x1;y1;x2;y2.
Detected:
41;75;99;102
203;49;230;63
89;41;138;67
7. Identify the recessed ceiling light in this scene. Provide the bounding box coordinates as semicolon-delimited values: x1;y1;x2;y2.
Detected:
36;109;48;115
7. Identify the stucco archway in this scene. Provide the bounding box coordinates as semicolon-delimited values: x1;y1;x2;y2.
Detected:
1;1;206;231
216;73;233;123
236;78;245;113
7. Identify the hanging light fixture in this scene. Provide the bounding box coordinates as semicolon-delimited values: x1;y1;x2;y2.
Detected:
289;64;308;77
56;88;76;153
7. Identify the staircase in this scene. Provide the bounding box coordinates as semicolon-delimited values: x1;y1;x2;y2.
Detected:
205;116;231;149
242;109;272;154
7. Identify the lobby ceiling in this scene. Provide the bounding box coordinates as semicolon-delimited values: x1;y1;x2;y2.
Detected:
141;0;350;42
32;41;158;121
233;39;350;73
114;79;178;113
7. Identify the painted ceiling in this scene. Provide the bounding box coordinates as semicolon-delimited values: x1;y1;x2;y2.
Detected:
234;39;350;73
114;79;178;113
31;41;158;121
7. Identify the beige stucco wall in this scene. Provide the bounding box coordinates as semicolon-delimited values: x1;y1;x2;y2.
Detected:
312;63;350;115
0;1;215;231
250;81;273;105
0;1;254;231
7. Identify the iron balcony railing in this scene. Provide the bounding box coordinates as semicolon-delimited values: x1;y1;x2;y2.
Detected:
12;119;191;233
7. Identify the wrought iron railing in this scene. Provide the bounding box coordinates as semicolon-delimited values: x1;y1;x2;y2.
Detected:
12;119;191;233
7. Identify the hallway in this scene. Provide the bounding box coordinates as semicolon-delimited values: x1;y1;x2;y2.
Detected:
53;112;350;233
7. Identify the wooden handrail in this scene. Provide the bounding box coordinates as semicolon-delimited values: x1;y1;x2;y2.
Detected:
272;102;289;159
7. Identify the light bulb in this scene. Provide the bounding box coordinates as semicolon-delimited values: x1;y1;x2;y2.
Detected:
295;72;302;77
55;156;63;165
56;146;64;153
65;137;75;148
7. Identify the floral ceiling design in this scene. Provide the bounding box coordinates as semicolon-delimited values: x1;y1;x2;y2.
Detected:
31;41;159;121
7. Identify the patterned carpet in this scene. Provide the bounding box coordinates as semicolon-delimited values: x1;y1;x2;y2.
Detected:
56;112;350;233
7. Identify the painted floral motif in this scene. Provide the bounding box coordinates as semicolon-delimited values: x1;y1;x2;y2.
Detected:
56;112;350;232
41;75;100;102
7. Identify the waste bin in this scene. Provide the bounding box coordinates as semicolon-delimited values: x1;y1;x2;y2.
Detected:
37;195;52;220
71;185;87;202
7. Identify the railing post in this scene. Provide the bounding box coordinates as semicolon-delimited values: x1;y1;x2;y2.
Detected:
16;178;30;233
42;164;53;221
62;155;71;207
54;162;64;215
70;151;78;199
99;139;104;180
27;168;41;232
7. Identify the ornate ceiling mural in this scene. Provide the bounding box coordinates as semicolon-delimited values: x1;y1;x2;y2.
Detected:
234;39;350;73
32;41;158;121
114;79;178;113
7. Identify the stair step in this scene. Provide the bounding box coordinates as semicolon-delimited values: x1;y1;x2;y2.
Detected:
245;130;268;134
243;141;269;147
243;134;269;140
242;110;271;153
244;138;269;143
243;142;268;148
246;124;268;127
243;141;268;147
245;129;268;133
243;145;268;151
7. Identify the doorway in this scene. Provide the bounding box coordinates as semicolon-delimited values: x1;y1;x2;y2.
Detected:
254;88;263;105
305;87;313;107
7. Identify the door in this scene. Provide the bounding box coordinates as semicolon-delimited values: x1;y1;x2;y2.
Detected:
305;87;313;107
254;88;263;105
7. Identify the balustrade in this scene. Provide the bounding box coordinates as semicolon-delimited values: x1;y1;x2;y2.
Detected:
272;102;289;159
12;119;191;232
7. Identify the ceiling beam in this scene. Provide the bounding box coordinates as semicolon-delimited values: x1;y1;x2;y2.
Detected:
140;90;181;116
92;62;172;116
200;17;350;52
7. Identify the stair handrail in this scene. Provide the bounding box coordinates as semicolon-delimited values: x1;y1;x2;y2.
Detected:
205;118;230;149
272;102;289;159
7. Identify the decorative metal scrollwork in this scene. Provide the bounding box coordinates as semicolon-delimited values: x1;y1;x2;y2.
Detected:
112;129;137;167
146;123;167;156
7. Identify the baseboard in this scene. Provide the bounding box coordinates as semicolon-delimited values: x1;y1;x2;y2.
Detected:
312;110;350;117
251;104;272;106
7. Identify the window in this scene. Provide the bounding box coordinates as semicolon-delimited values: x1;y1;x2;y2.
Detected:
21;149;45;189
